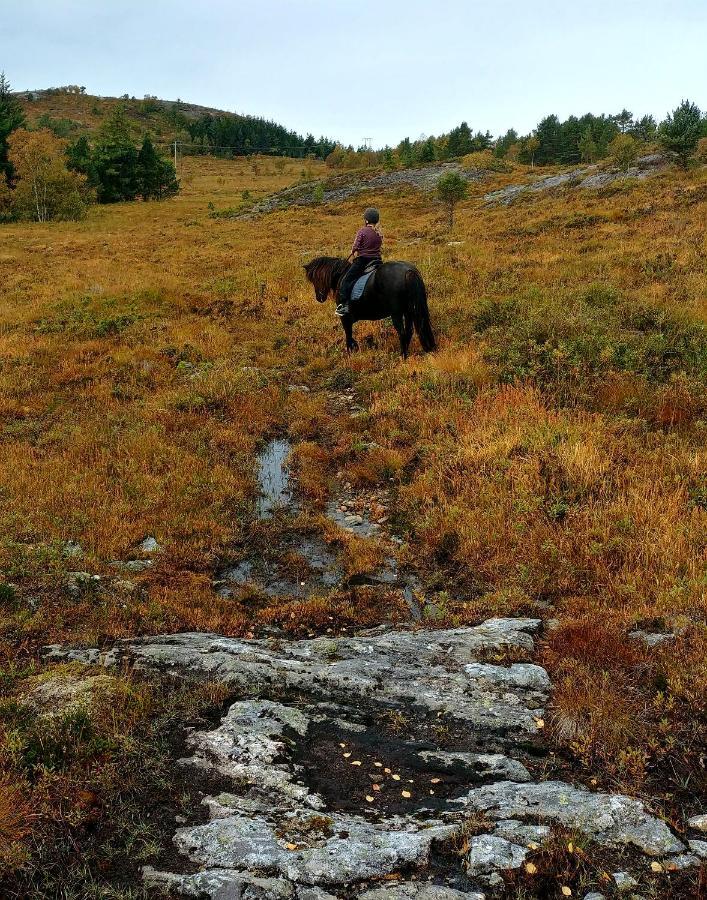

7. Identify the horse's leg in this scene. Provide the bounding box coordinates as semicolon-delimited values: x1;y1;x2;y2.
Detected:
402;312;414;358
392;316;407;359
342;317;359;353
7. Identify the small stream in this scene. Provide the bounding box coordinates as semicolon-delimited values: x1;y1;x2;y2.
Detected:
216;437;421;616
255;438;293;519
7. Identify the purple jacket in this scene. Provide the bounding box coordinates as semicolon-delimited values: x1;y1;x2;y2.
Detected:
352;225;382;258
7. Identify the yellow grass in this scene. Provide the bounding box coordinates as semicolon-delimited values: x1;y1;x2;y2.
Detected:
0;153;706;886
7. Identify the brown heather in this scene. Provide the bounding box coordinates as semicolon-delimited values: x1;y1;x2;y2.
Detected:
0;151;705;890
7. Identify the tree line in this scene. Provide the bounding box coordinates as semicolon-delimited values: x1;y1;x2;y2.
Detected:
326;101;707;170
181;111;336;159
0;75;178;222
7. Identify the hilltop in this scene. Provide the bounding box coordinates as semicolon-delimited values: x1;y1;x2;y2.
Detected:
14;87;336;156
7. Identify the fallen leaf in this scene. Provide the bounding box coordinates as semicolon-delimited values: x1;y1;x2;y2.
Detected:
525;862;537;874
365;795;374;803
372;784;381;792
374;761;383;767
343;752;351;758
339;743;346;748
401;790;412;798
429;790;435;795
567;842;574;853
392;774;401;781
351;760;362;766
561;888;572;897
535;718;545;729
651;861;663;873
285;842;297;851
384;767;391;774
528;841;539;850
430;777;441;784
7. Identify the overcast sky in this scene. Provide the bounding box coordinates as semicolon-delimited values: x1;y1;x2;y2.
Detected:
2;0;705;147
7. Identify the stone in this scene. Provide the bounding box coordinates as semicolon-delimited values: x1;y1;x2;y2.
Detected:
687;814;707;833
43;621;688;899
466;833;527;875
138;536;160;553
359;885;483;900
173;814;456;886
62;540;83;557
665;853;700;870
43;620;548;734
143;867;296;898
417;751;531;783
491;819;550;846
111;558;153;573
688;839;707;858
464;662;551;693
582;894;606;900
456;781;684;856
612;872;638;892
628;630;675;648
244;163;485;218
181;700;324;810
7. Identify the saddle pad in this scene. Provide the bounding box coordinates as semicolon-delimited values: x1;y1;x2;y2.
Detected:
351;270;374;302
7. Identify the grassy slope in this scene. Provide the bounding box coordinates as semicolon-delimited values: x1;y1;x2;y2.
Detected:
0;152;706;895
18;89;256;145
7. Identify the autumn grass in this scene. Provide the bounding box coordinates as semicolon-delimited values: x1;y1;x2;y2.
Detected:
0;152;706;892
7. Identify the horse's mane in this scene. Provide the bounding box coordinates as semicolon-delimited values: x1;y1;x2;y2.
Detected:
303;256;350;291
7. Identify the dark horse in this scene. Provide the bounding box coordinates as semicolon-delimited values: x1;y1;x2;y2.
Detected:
304;257;436;358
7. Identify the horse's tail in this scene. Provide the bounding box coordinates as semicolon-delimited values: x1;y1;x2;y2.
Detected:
406;269;436;353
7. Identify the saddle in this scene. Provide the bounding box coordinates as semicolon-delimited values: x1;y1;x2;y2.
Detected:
351;259;381;303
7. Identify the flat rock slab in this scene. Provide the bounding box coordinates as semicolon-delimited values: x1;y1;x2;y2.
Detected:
456;780;684;857
44;619;548;732
43;622;690;897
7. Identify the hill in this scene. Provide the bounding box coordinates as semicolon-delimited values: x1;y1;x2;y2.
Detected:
14;87;336;157
0;149;706;898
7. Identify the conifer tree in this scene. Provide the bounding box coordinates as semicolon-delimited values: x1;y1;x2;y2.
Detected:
658;100;703;167
578;126;598;163
92;107;140;202
437;171;468;230
137;135;178;199
0;73;26;182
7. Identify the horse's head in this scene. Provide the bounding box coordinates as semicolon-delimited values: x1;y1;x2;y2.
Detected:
304;256;349;303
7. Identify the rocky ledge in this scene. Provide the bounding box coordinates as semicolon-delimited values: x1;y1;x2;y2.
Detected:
44;620;699;898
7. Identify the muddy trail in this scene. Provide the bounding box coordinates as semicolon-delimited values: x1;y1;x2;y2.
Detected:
43;380;707;899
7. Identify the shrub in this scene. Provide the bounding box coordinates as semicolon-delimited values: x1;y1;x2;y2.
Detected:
609;134;638;172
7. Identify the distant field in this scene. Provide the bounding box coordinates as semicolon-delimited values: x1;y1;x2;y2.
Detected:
0;152;705;895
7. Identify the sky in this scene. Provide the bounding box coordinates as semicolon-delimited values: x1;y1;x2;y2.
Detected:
1;0;706;148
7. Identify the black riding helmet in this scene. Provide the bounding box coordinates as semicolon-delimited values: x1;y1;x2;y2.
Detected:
363;207;380;224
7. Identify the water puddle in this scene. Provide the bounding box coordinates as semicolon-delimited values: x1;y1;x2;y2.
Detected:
216;533;342;599
256;438;293;519
216;437;422;611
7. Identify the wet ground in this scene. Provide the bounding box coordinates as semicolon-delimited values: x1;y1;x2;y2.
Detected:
214;435;420;613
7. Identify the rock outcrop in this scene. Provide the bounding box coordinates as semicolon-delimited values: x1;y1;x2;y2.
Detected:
44;620;693;897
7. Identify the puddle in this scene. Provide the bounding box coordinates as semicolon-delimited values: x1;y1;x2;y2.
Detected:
218;438;422;609
216;533;343;599
256;438;293;519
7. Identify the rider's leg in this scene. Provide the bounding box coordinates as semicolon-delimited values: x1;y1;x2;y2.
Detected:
336;258;367;317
